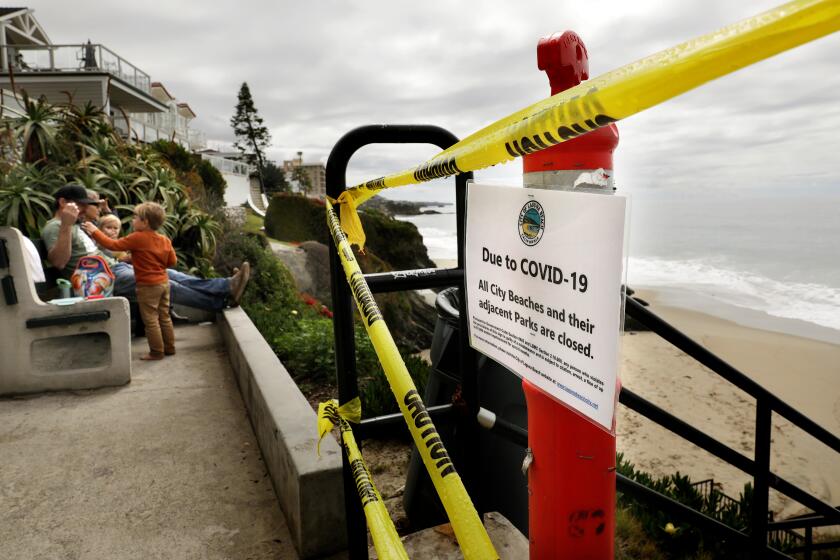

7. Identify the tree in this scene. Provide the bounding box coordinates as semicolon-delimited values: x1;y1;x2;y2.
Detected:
262;161;289;194
230;82;271;191
292;165;312;196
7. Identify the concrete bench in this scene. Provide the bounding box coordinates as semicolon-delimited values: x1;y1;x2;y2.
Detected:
219;307;346;559
0;226;131;396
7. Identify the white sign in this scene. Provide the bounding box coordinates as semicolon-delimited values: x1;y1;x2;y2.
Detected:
465;183;626;430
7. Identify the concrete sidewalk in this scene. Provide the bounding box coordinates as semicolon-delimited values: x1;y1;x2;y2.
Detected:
0;324;301;559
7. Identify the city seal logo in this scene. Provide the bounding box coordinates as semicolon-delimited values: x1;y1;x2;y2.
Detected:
518;200;545;246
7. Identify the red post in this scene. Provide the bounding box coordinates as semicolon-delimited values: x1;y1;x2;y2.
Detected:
522;31;619;560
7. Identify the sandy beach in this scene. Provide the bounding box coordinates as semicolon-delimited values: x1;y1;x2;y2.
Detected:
618;290;840;518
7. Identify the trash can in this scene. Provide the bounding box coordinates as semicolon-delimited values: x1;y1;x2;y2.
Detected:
403;287;530;535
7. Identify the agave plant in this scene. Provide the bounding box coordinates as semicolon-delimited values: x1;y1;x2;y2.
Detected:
12;92;62;164
179;208;222;258
62;101;110;143
0;164;58;238
157;197;185;241
71;166;106;196
2;92;224;272
79;134;121;167
136;166;185;207
90;159;137;206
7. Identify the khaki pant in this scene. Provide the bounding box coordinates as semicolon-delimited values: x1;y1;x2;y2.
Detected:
136;282;175;356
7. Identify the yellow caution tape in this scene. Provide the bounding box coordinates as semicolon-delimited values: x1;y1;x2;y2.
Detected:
318;398;409;560
327;191;367;251
317;396;362;456
326;200;498;560
332;0;840;244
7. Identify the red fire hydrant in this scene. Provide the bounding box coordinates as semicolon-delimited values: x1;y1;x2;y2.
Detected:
524;31;619;192
522;31;619;560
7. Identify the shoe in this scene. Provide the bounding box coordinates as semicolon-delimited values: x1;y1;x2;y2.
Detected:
140;352;164;361
170;308;189;323
229;261;251;307
164;349;176;356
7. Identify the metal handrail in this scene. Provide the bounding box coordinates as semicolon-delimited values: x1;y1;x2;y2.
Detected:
623;296;840;556
327;124;475;560
625;297;840;455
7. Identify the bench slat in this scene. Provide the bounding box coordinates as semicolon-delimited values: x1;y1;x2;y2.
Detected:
26;310;111;329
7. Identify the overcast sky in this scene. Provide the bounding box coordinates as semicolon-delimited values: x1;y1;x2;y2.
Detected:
23;0;840;197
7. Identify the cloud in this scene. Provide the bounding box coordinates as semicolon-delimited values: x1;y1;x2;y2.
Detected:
23;0;840;194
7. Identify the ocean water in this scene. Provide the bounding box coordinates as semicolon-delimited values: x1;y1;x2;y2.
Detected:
395;186;840;343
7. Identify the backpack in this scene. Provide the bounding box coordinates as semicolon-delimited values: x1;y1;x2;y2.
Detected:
70;255;115;298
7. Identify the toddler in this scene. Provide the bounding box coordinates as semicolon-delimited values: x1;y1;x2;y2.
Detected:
83;202;176;360
97;214;130;262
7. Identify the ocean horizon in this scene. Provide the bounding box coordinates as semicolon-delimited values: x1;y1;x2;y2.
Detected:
393;186;840;345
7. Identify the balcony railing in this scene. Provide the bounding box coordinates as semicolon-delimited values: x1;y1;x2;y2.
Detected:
112;114;207;151
201;154;254;177
1;44;151;93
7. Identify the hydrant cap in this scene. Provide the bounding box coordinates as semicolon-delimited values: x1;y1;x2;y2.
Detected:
537;31;589;95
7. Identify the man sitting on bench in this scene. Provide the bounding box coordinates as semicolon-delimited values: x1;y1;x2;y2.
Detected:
41;185;250;311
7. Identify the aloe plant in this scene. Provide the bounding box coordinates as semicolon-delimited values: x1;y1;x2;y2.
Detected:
0;165;57;238
12;92;61;164
1;95;223;271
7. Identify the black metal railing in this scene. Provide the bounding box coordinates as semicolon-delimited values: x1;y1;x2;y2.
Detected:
327;125;475;560
623;296;840;558
327;123;840;559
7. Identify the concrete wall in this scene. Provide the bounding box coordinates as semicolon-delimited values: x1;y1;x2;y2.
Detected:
223;172;251;208
218;308;346;558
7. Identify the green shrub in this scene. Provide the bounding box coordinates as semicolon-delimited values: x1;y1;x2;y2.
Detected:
360;354;430;419
197;159;226;207
151;140;227;212
616;452;757;558
264;311;431;418
150;139;193;171
358;208;435;271
263;195;434;271
616;506;669;560
222;205;432;418
264;193;329;244
215;228;292;301
270;319;378;381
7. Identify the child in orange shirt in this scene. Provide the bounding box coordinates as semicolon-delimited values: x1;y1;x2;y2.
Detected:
82;202;176;360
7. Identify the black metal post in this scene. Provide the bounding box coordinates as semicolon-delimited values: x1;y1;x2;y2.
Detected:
327;142;366;560
454;170;482;516
805;526;813;560
752;398;772;557
326;125;475;559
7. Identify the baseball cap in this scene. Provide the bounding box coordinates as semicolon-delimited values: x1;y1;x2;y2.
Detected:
53;184;97;204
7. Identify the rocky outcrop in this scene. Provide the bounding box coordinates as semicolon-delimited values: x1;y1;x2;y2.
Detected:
271;241;331;305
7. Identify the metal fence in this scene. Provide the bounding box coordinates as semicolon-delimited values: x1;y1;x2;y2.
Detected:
2;43;151;93
327;123;840;559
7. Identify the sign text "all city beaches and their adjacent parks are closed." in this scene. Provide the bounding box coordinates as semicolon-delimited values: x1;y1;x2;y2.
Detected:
465;183;626;430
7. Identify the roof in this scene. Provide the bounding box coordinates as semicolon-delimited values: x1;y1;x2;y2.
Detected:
150;81;176;101
0;8;50;45
176;102;196;118
0;8;27;18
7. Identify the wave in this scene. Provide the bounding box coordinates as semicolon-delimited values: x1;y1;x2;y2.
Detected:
628;257;840;331
405;217;840;333
402;216;459;260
